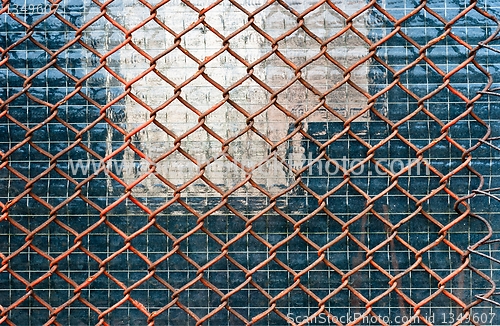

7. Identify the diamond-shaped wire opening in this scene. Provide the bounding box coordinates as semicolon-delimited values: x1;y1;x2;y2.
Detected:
105;43;151;80
131;75;175;112
107;250;150;283
159;98;200;136
203;102;248;139
324;87;351;118
107;1;151;31
252;2;298;40
400;11;445;47
251;104;294;143
180;75;223;112
155;0;200;35
279;80;320;114
128;121;173;157
33;273;75;308
371;241;417;274
225;128;269;159
449;62;488;94
366;8;397;42
203;205;245;239
79;14;124;54
202;1;248;37
350;264;392;300
327;239;364;277
251;259;294;297
420;242;464;279
111;144;151;177
302;56;345;93
370;187;415;218
449;9;492;44
302;3;345;41
227;25;273;64
24;48;47;70
401;63;444;95
326;30;368;67
55;194;101;229
302;260;344;298
203;155;248;194
154;150;200;187
346;85;368;119
204;51;248;88
252;52;296;90
250;155;291;194
130;121;174;153
395;212;444;251
278;29;319;67
155;47;200;86
265;194;294;222
153;253;200;290
348;63;370;93
127;221;169;258
300;212;345;248
274;287;318;316
154;199;199;235
83;273;129;314
130;277;172;311
12;294;52;323
228;77;270;113
61;247;101;282
351;8;370;33
181;25;223;61
7;195;50;230
183;230;224;267
82;68;125;103
133;173;175;196
182;176;221;197
377;32;419;67
131;20;176;58
77;221;116;260
227;233;272;270
36;16;75;52
178;281;221;320
182;127;222;161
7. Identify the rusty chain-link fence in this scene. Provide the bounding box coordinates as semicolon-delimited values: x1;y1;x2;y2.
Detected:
1;0;500;324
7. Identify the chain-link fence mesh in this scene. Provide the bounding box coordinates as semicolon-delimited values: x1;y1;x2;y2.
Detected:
1;0;500;325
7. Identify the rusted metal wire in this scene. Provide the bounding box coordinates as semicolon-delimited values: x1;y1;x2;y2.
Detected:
1;0;500;325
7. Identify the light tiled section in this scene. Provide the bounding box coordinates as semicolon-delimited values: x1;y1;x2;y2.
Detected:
110;0;369;195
